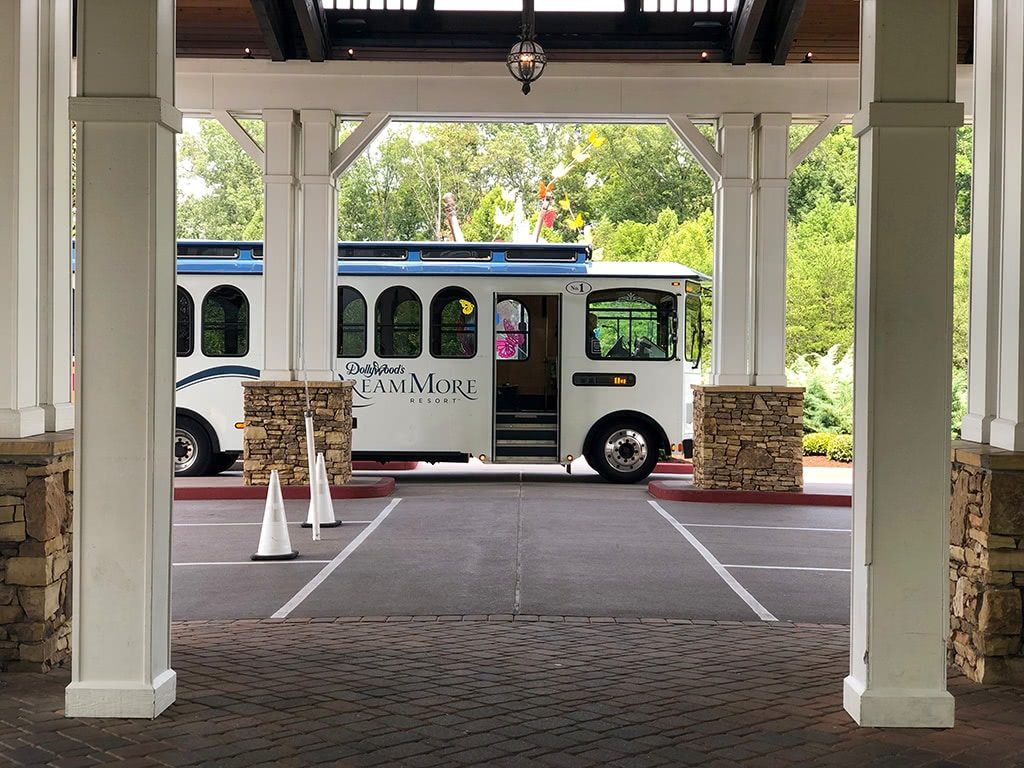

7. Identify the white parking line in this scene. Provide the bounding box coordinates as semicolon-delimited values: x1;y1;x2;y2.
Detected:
271;498;403;619
677;523;850;533
174;521;373;526
724;564;851;572
174;560;332;566
648;500;778;622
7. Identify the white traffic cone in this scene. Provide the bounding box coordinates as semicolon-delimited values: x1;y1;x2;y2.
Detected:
303;452;340;528
251;470;298;561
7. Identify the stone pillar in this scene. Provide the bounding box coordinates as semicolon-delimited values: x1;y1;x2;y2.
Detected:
0;433;73;672
691;385;804;492
242;381;352;487
262;109;299;381
710;113;754;387
298;109;338;380
65;0;178;718
990;2;1024;451
752;114;791;387
949;443;1024;684
961;0;1006;444
844;0;962;728
0;0;73;439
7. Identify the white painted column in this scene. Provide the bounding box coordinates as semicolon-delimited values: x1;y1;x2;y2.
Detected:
710;113;754;386
752;113;791;386
262;109;299;380
66;0;178;718
39;0;74;432
298;109;338;380
989;2;1024;451
0;0;67;439
962;0;1004;444
845;0;961;728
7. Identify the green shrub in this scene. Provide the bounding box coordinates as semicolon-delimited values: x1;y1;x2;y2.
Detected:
803;433;832;456
826;434;853;462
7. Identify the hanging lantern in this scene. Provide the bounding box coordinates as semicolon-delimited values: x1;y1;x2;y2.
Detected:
507;0;546;95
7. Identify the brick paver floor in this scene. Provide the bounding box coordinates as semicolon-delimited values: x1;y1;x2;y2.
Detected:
2;618;1024;767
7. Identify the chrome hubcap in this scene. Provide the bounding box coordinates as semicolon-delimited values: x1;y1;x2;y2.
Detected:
603;429;648;473
174;428;198;472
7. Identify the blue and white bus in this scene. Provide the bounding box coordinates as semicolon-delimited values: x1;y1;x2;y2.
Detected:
171;240;707;483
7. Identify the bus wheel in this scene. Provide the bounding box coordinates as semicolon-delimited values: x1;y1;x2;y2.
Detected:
210;452;240;475
174;416;212;476
588;421;659;484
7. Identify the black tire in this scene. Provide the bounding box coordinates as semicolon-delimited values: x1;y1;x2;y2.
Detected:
586;420;660;484
209;452;240;475
174;415;213;476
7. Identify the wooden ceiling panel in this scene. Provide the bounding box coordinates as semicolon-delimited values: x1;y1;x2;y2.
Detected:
174;0;976;64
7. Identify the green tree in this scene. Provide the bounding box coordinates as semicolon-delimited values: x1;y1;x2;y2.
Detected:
177;119;265;240
786;198;857;360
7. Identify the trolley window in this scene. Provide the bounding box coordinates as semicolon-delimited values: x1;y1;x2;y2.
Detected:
495;299;529;360
201;285;249;357
586;289;676;361
375;287;422;358
430;288;477;359
683;290;703;365
177;286;194;357
337;286;367;358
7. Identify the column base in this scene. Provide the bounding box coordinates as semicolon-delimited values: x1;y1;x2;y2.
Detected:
708;373;754;386
65;669;176;719
990;418;1024;452
960;412;994;444
753;373;788;386
260;369;295;381
0;406;46;439
43;402;75;433
843;676;954;728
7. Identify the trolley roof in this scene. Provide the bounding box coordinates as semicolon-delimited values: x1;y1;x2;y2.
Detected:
71;240;710;281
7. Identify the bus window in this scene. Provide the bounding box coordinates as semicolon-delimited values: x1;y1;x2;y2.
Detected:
337;286;367;358
201;285;249;357
430;287;477;359
177;286;194;357
684;291;703;366
586;289;676;361
495;299;529;360
375;287;421;358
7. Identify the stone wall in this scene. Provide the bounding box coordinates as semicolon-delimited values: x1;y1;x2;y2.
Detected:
692;385;804;492
949;442;1024;684
242;380;353;487
0;432;73;672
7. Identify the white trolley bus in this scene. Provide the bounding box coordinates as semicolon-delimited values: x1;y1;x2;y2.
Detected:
173;241;708;483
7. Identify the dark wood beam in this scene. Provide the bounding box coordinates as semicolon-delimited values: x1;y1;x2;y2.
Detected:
770;0;807;65
250;0;290;61
729;0;768;65
292;0;331;61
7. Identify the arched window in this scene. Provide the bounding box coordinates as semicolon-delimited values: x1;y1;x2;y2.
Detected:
177;286;194;357
495;299;529;360
337;286;367;358
375;287;421;358
430;287;477;359
202;285;249;357
586;288;676;361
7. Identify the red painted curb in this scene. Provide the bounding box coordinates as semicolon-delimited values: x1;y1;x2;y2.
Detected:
648;480;851;507
174;476;396;501
653;461;694;475
353;460;419;471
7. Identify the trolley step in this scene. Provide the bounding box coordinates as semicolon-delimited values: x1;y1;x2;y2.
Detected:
496;411;557;425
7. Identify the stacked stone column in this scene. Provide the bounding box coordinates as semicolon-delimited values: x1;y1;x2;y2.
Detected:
0;433;73;671
949;443;1024;683
242;381;353;486
691;385;804;492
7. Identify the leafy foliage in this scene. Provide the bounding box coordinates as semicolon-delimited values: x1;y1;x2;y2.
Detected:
802;433;832;456
787;346;854;435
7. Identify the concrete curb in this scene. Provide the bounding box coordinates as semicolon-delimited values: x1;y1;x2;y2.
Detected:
174;476;396;501
653;461;694;475
648;480;852;507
